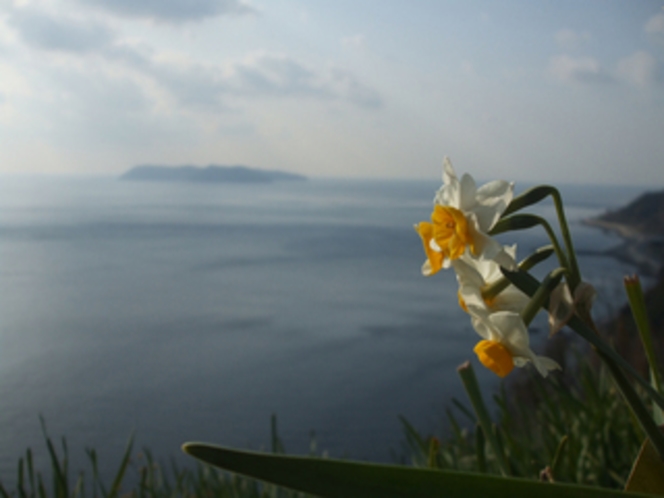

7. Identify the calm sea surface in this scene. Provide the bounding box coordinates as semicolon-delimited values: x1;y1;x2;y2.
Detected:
0;176;648;482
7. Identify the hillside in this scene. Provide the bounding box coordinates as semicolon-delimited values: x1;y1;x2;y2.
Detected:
584;189;664;276
586;188;664;374
585;189;664;238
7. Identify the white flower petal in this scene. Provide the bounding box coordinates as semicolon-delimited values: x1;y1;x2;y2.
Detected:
483;311;560;376
473;204;505;233
548;283;574;335
471;231;517;271
470;316;493;341
492;287;530;313
452;258;485;288
476;180;513;206
421;259;434;276
489;312;528;344
423;157;515;270
532;355;562;377
437;158;460;206
442;157;456;186
459;173;477;211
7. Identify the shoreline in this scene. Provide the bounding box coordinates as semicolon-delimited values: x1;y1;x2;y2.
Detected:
581;218;646;240
581;217;664;277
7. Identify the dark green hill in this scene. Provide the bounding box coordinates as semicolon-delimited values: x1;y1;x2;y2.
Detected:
120;164;306;184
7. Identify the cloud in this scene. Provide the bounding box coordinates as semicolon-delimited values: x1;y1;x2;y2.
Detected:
223;53;382;108
79;0;256;22
342;34;365;50
224;52;333;98
329;67;382;109
616;51;659;88
554;29;591;50
548;55;613;84
148;57;229;111
8;8;114;52
109;50;383;111
645;11;664;38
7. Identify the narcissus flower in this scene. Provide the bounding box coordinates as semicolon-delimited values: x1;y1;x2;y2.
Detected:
471;311;561;378
453;246;529;319
415;158;515;276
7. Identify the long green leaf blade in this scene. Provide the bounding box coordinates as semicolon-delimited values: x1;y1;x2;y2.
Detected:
182;443;653;498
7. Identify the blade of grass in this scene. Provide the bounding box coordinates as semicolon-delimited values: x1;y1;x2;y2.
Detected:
108;435;134;498
624;275;663;423
39;417;68;498
457;361;511;476
183;442;654;498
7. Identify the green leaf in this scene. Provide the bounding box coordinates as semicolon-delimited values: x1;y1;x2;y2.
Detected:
624;275;664;425
625;437;664;496
182;443;653;498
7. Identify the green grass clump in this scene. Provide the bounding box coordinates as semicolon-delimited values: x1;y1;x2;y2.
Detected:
0;416;313;498
0;360;646;497
401;359;643;488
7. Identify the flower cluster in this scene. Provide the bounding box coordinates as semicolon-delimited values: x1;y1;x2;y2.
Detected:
416;158;561;378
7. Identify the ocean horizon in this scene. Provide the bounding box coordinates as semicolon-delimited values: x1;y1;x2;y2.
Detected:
0;175;650;484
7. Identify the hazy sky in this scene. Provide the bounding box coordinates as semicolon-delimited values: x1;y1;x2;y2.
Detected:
1;0;664;184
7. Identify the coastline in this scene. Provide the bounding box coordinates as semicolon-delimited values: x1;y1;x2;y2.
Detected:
581;218;646;240
581;218;664;277
581;199;664;373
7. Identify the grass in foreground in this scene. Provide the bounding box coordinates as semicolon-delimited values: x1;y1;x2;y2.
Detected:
0;357;644;497
403;353;643;489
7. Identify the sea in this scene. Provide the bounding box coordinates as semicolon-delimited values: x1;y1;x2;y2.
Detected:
0;175;651;484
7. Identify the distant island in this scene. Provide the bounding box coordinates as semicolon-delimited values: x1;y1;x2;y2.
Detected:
119;165;307;184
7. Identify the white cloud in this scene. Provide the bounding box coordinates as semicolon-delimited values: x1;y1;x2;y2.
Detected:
554;28;591;50
78;0;256;22
2;4;381;113
616;51;658;88
342;34;365;50
548;55;613;84
223;52;333;99
216;53;382;108
645;11;664;38
329;67;381;109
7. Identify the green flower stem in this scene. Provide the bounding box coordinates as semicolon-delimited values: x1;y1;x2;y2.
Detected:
519;245;555;272
520;267;566;326
501;185;581;291
505;264;664;458
550;188;581;291
502;185;554;218
490;214;570;273
457;361;511;476
481;246;556;303
501;267;664;412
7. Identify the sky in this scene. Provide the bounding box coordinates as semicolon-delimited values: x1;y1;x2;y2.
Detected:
1;0;664;185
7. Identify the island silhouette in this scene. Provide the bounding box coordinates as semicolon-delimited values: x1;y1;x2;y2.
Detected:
120;164;307;184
